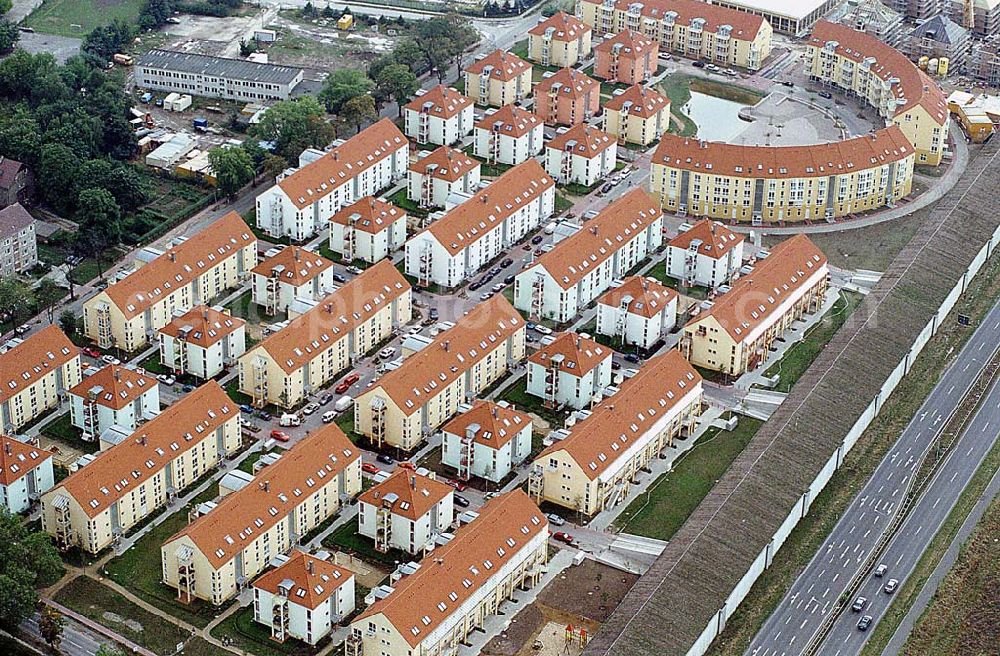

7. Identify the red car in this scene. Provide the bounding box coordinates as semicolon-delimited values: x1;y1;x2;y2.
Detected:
446;478;468;492
335;373;361;394
362;463;381;475
269;430;290;442
552;531;575;545
398;461;416;471
82;347;101;358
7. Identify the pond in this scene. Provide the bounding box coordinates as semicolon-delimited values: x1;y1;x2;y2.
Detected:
683;91;754;143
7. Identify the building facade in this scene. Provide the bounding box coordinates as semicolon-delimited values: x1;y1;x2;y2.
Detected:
533;68;601;126
463;50;533;107
357;469;454;554
252;247;336;315
827;0;904;47
543;124;618;187
903;14;970;72
441;401;532;483
0;326;81;433
664;219;745;288
328;197;408;265
0;435;54;514
595;276;679;349
594;29;659;84
526;333;613;410
135;49;304;101
473;105;546;166
528;11;593;67
603;84;671;145
407;146;482;210
970;35;1000;86
69;365;160;439
0;204;37;277
158;306;247;380
0;157;33;209
403;85;474;147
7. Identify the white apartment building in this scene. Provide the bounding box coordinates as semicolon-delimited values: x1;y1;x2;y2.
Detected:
473;105;545;166
407;146;482;210
441;401;532;483
463;50;533;107
595;275;678;349
0;325;81;434
41;382;239;554
158;306;247;380
513;189;663;323
252;247;335;315
526;333;613;410
69;365;159;440
0;203;37;277
255;119;409;241
328;196;407;264
347;490;548;656
161;425;361;605
252;551;355;645
82;212;257;353
543;124;617;187
405;161;555;289
357;469;454;555
0;435;55;514
135;49;304;101
403;85;474;146
665;219;745;289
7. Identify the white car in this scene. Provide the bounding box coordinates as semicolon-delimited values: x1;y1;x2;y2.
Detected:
101;355;121;365
379;346;397;359
533;324;553;335
157;374;176;385
302;402;320;416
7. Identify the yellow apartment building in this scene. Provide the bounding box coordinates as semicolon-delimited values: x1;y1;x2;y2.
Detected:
580;0;773;71
807;20;950;166
529;349;702;516
354;296;525;451
82;212;257;353
238;260;411;410
463;50;533;107
1;325;81;433
40;382;239;555
161;424;361;605
680;234;829;376
649;127;914;223
528;11;593;68
602;84;671;145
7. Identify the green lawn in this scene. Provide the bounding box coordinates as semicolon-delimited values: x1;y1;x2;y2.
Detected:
511;39;529;60
387;187;428;218
762;291;863;393
613;415;763;540
23;0;145;36
644;260;710;299
211;606;323;656
554;193;573;215
322;520;409;567
42;412;99;454
499;378;566;428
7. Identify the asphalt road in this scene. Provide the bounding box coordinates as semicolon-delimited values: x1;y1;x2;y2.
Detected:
746;295;1000;656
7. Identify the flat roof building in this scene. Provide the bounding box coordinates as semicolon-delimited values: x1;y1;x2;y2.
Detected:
712;0;837;35
136;49;304;101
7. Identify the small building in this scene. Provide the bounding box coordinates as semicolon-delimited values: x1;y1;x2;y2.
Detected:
441;401;532;483
68;365;159;440
533;68;600;126
526;332;613;410
136;49;304;101
595;276;678;350
904;14;970;72
145;133;196;170
473;105;545;166
594;29;659;84
328;196;407;265
665;220;745;289
528;12;593;68
0;157;33;208
358;469;454;555
463;50;533;107
0;203;38;277
252;551;355;645
403;85;474;146
0;435;55;514
158;306;247;380
407;146;482;210
1;326;81;433
603;84;671;146
544;124;617;187
337;14;354;30
252;247;336;315
947;91;996;142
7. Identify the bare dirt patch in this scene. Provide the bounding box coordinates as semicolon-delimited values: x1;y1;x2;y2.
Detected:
538;560;639;623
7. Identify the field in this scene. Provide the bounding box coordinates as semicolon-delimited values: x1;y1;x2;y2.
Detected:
211;606;324;656
23;0;145;37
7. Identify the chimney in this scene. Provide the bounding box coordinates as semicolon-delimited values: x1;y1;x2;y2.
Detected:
306;559;314;574
4;442;11;456
325;303;333;313
410;474;416;490
294;248;300;262
265;480;270;492
170;252;177;262
481;194;489;204
203;308;209;320
114;367;121;382
443;340;450;352
333;151;339;161
139;434;147;446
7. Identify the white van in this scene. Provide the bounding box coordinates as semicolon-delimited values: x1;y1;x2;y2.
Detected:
322;410;337;424
279;413;301;427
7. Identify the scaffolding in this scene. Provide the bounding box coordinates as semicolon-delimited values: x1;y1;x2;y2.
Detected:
264;266;282;316
420;168;435;207
418;104;432;143
541;29;554;66
417;241;434;288
527;464;544;502
52;496;75;550
488;124;503;164
560;144;574;183
530;272;545;320
251;355;269;408
95;303;113;349
344;633;364;656
271;596;290;642
176;545;197;604
543;355;563;408
374;504;392;553
266;192;284;238
683;240;701;287
370;397;387;450
608;44;622;80
458;427;476;481
80;394;99;440
614;294;631;342
342;213;358;263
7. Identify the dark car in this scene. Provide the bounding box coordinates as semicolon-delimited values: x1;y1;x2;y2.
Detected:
692;60;706;68
429;308;439;320
240;404;254;414
376;453;394;465
818;90;833;99
500;258;513;268
503;275;515;285
469;281;483;291
780;80;794;88
256;410;272;421
454;494;471;508
857;615;873;631
531;235;544;245
332;273;347;283
319;393;333;406
624;353;641;363
601;183;613;194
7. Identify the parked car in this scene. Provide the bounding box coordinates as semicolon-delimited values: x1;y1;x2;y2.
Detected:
321;410;337;423
552;531;575;545
624;353;641;363
546;513;566;526
469;280;483;291
158;374;176;386
429;308;439;320
446;478;468;492
101;354;121;365
883;578;899;594
269;430;290;442
780;80;794;88
818;90;833;99
332;273;347;283
398;461;416;471
239;404;255;414
522;243;533;251
82;347;101;358
302;402;320;416
453;494;471;508
857;615;873;631
255;410;272;421
491;283;505;293
692;60;706;68
379;346;397;359
531;235;544;245
503;275;515;285
500;258;513;268
874;564;888;578
346;266;363;275
181;384;194;393
376;453;395;465
600;183;613;194
526;322;537;330
533;324;553;336
335;373;361;394
479;292;494;301
319;393;334;406
851;597;867;612
362;462;381;475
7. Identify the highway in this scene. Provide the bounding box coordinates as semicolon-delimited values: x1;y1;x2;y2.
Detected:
746;295;1000;656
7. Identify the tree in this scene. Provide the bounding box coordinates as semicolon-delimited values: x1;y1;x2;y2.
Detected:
391;39;430;76
322;3;336;18
75;188;122;278
319;68;373;114
0;19;19;53
39;605;64;652
339;94;376;134
374;63;418;115
0;278;33;327
208;146;255;198
250;97;335;164
412;15;478;82
96;646;127;656
38;143;79;215
139;0;174;30
0;510;64;632
35;279;66;324
0;0;11;13
302;1;317;18
239;38;255;58
59;309;77;336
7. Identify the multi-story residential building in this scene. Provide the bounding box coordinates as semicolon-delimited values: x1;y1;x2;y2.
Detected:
514;189;663;323
807;20;950;166
354;296;525;451
580;0;773;70
161;424;361;605
473;105;546;166
903;15;971;72
664;219;744;288
82;212;256;352
595;276;678;350
403;85;474;147
252;550;355;646
886;0;938;22
0;157;33;209
40;382;239;554
533;68;600;126
595;29;659;84
405;161;555;289
0;435;54;514
346;490;547;656
946;0;1000;38
0;326;81;433
528;11;593;67
713;0;836;36
463;50;533;107
603;84;671;145
357;469;454;555
239;261;411;410
407;146;482;210
328;197;407;265
255;119;409;241
252;247;335;315
650;128;915;223
0;203;37;277
441;401;532;483
158;306;247;380
135;49;304;101
529;349;702;515
69;365;159;440
543;124;617;187
970;34;1000;85
680;234;828;376
827;0;904;47
526;333;613;410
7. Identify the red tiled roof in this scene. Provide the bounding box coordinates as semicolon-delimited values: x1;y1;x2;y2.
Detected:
158;305;245;348
474;105;544;139
252;246;333;285
408;146;480;183
529;12;591;41
0;325;77;406
589;0;767;39
594;29;657;60
596;276;677;319
604;84;670;118
252;550;354;610
403;85;473;120
668;219;744;260
357;469;452;521
0;435;53;486
68;365;156;411
534;67;599;100
546;123;615;157
441;400;531;450
528;332;612;378
328;196;406;235
465;50;531;81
